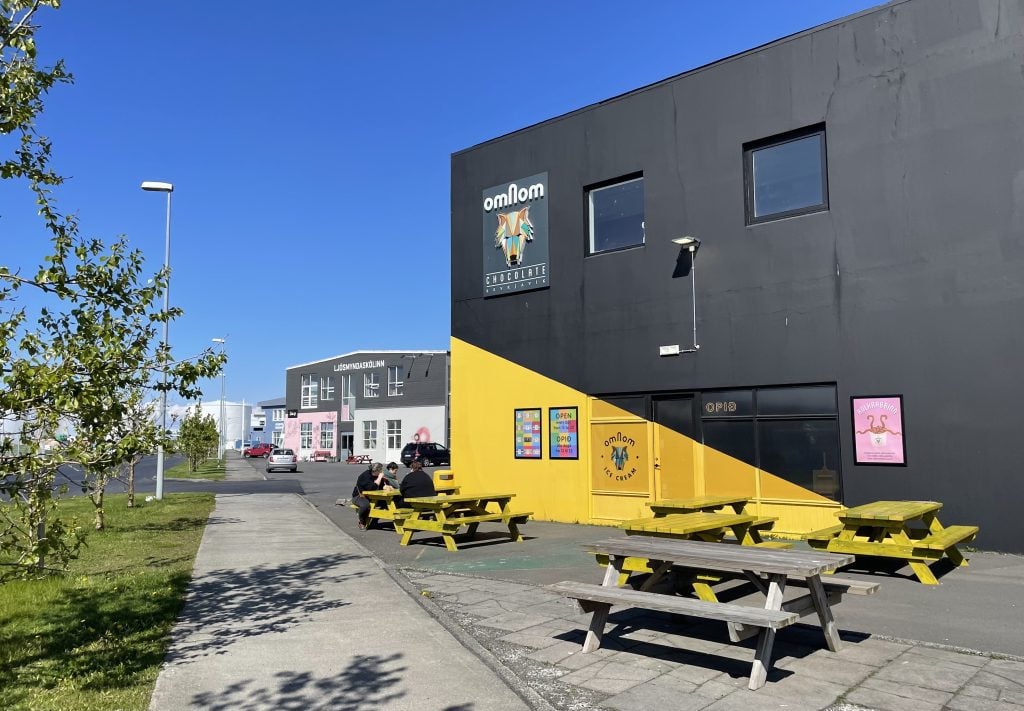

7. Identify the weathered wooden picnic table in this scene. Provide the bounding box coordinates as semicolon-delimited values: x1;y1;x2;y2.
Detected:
361;484;460;532
806;500;978;585
395;492;531;551
550;537;868;690
606;510;789;593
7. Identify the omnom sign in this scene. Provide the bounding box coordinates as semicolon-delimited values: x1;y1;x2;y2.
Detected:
482;172;549;297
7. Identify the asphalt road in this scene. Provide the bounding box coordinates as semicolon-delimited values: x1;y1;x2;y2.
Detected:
52;455;304;496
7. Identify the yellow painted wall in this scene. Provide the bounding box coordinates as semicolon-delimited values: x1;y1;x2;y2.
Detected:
450;337;842;533
450;338;593;522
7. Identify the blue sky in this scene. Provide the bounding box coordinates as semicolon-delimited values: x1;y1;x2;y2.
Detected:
2;0;883;407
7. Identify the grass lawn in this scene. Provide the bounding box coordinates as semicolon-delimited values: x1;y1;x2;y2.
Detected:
164;458;225;480
0;493;215;711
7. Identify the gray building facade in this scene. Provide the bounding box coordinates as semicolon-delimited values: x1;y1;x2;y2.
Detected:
285;350;448;462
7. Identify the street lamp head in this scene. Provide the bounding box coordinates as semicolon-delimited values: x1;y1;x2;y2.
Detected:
211;338;226;344
671;235;701;253
141;181;174;192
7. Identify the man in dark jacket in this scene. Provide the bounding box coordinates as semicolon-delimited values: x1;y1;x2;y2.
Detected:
352;462;392;530
399;460;436;500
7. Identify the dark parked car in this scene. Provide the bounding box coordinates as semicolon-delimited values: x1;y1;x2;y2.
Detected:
400;442;450;467
243;443;274;458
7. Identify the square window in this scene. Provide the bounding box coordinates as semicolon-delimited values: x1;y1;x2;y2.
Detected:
745;126;828;224
587;175;645;254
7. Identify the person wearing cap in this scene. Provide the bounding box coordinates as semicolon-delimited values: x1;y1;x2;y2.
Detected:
352;462;394;530
399;460;436;501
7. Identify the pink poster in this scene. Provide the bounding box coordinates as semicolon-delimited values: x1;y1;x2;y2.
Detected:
851;395;907;466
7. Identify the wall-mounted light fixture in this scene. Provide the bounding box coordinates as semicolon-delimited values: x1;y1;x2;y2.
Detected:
661;235;702;355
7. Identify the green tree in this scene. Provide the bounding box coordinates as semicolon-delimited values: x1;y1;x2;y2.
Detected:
176;405;219;472
1;1;225;575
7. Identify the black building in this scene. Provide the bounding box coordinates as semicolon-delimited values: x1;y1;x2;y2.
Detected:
449;0;1023;551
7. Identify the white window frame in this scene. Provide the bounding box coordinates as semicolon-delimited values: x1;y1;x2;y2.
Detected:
363;372;380;398
300;422;313;449
340;374;355;419
363;420;378;449
272;408;284;422
320;376;335;401
272;431;283;447
319;422;334;449
387;366;404;396
301;374;318;408
386;419;402;449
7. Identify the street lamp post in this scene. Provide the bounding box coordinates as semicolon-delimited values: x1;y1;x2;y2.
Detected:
212;337;227;458
141;180;174;500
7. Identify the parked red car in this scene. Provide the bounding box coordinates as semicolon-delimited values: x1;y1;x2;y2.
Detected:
243;443;274;458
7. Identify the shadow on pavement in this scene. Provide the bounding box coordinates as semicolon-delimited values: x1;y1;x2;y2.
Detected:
189;653;412;711
167;553;366;663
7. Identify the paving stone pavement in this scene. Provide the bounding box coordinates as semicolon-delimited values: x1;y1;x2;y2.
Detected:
400;568;1024;711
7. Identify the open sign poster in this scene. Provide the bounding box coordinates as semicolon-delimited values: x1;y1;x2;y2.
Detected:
549;407;579;459
851;395;907;466
514;408;543;459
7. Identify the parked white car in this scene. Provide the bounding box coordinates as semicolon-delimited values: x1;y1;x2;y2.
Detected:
266;448;297;473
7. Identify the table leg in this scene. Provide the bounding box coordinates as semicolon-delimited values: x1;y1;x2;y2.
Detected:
749;573;786;690
891;528;941;584
602;556;626;587
638;561;673;592
581;601;611;653
507;519;524;542
807;574;842;652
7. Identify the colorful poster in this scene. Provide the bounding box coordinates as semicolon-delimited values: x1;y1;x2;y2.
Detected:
851;395;907;466
514;408;543;459
549;407;579;459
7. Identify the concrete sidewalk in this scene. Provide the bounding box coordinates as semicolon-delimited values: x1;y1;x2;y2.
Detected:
152;457;1024;710
149;459;538;710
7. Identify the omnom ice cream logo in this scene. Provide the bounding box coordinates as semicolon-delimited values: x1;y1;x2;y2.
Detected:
603;431;638;482
494;207;534;267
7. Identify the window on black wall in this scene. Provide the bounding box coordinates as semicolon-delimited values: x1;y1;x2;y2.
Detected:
744;125;828;224
700;385;841;501
587;175;645;254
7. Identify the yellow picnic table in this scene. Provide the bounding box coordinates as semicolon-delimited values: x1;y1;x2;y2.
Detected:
396;492;532;552
643;495;786;547
647;493;749;515
362;485;460;532
624;511;758;543
806;500;979;585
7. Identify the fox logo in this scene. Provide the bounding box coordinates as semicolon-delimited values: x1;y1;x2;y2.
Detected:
495;207;534;267
611;446;629;471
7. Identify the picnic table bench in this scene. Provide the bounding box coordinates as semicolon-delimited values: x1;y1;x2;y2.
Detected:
396;492;531;551
346;454;372;464
551;537;863;690
805;500;979;585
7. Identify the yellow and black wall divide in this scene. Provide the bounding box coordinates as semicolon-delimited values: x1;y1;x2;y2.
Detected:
450;339;839;533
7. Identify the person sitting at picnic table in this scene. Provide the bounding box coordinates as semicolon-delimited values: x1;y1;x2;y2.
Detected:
385;461;400;487
399;460;436;501
353;462;394;530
